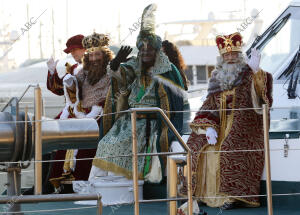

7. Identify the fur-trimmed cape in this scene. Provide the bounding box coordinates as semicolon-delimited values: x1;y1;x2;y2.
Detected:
100;50;186;178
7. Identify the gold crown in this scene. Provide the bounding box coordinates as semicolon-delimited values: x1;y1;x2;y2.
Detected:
216;32;243;55
82;33;109;53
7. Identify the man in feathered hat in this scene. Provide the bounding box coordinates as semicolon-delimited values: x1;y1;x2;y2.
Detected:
178;32;273;211
49;32;114;192
88;4;185;183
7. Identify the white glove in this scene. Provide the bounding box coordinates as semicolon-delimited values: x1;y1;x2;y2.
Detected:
86;105;103;119
47;57;58;75
246;48;261;73
59;105;70;120
206;127;218;145
63;74;75;88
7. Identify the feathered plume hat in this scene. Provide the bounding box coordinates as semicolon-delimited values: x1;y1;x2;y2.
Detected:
136;4;162;50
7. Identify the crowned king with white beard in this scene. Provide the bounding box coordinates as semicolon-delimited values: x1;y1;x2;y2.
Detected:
178;32;273;211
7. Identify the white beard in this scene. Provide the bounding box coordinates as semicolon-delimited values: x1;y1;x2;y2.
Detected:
212;54;246;91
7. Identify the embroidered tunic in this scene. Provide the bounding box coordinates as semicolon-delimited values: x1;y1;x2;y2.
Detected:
93;78;159;179
91;50;185;181
49;66;109;184
75;70;110;108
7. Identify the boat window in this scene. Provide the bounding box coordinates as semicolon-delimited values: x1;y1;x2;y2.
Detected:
252;7;300;78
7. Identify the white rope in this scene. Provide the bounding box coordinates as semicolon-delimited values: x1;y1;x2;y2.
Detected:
193;192;300;199
0;192;300;214
1;147;300;165
0;206;97;214
0;110;131;124
0;155;132;165
193;148;300;154
3;105;300;123
1;104;295;110
18;105;65;108
0;170;33;175
0;102;31;105
3;105;298;123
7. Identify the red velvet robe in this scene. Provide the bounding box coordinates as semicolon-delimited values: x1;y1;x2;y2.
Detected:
180;68;273;206
46;64;98;182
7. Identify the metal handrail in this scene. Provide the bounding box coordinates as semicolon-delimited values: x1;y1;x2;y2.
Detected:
1;97;17;112
130;107;191;152
18;84;38;103
1;84;37;166
263;104;273;215
0;194;103;215
1;84;38;112
0;193;101;204
130;107;193;215
0;86;273;215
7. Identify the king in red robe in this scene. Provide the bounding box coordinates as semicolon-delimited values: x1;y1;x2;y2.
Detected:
179;32;273;211
46;33;113;192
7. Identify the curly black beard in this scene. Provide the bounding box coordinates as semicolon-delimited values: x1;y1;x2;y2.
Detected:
83;56;105;86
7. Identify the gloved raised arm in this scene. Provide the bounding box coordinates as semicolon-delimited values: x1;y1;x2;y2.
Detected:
47;56;59;75
110;46;132;71
246;48;261;73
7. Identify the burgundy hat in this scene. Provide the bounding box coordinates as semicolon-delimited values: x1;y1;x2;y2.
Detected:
63;34;85;54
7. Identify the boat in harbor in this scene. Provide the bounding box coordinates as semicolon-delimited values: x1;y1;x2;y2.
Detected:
1;1;300;214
